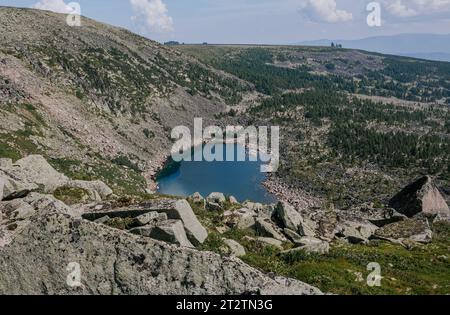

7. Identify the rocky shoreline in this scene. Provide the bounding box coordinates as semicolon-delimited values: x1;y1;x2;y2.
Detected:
145;152;170;192
263;174;322;210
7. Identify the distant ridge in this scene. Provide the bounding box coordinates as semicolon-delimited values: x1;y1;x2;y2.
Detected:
299;33;450;62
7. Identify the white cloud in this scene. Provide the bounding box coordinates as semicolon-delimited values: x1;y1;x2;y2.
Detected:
383;0;450;18
299;0;353;23
385;0;418;17
130;0;174;34
32;0;73;14
414;0;450;10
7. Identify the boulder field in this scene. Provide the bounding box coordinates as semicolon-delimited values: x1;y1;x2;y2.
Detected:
0;155;321;295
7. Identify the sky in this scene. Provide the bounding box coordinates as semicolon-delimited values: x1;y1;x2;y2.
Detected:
0;0;449;43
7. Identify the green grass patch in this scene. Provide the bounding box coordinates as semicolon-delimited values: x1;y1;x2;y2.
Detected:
50;157;147;197
238;222;450;295
0;129;41;161
0;139;21;161
104;217;136;230
54;186;89;205
111;155;140;172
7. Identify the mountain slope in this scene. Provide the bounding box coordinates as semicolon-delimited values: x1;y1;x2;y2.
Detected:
0;7;251;194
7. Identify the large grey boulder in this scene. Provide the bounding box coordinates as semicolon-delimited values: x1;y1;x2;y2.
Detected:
12;155;69;193
223;238;246;257
67;180;113;201
243;201;275;217
206;201;222;211
283;237;330;255
190;192;204;202
158;199;207;245
150;220;194;248
133;212;167;227
224;208;256;229
0;192;72;248
389;176;450;218
207;192;226;204
229;196;239;204
0;213;322;295
22;193;73;216
274;202;315;237
284;228;304;244
340;205;406;228
295;237;330;254
334;220;378;244
0;155;112;202
243;201;265;212
130;220;194;248
255;218;287;241
275;202;300;231
0;173;39;201
189;192;205;208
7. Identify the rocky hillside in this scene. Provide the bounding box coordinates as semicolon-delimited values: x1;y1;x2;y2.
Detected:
0;155;322;295
0;7;251;195
1;154;449;294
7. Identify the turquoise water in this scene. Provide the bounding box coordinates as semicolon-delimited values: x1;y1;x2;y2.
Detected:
157;143;277;204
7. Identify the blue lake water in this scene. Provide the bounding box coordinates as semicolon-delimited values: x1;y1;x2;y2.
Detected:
157;143;277;204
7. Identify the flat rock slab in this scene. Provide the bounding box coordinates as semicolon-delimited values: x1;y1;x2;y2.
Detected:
335;220;378;244
374;216;433;244
133;212;167;226
255;218;287;241
130;220;194;248
284;237;330;255
82;198;207;245
11;155;69;193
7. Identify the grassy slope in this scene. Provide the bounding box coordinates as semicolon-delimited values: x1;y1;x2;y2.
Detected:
191;201;450;295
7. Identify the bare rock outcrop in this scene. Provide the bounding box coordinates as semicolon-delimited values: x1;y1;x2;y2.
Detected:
334;219;378;244
223;208;256;229
0;173;39;201
11;155;69;193
274;202;316;237
0;209;322;295
374;215;433;244
0;155;112;202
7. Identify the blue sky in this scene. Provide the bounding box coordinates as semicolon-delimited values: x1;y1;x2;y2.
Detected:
1;0;449;43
